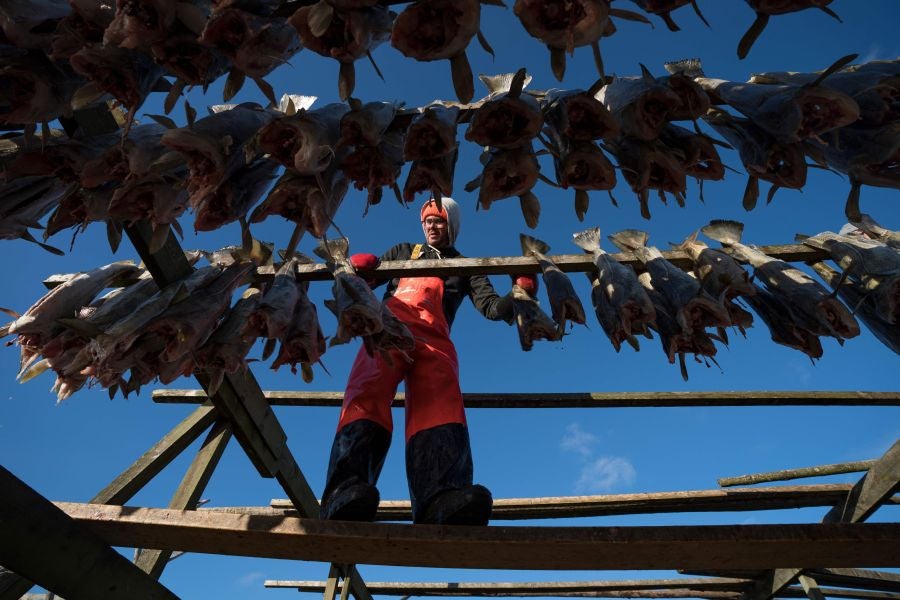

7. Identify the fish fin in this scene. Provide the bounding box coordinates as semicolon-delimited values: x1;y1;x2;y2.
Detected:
766;184;780;205
701;220;744;246
607;189;619;207
450;52;475;104
549;47;566;82
663;58;704;78
572;227;601;253
253;77;278;108
713;327;729;346
464;173;483;192
737;13;768;60
151;78;173;93
587;77;607;97
107;220;123;253
476;29;495;59
261;338;277;361
0;307;20;319
678;352;689;381
324;298;338;316
538;173;560;188
508;67;528;98
591;41;605;79
223;68;245;102
660;12;680;32
691;0;711;28
625;335;640;351
478;70;531;95
338;62;355;101
574;189;589;221
845;181;862;222
520;232;550;257
609;8;653;24
18;358;51;383
313;237;349;263
608;229;649;252
21;231;64;256
308;0;334;37
639;63;655;82
808;54;858;88
71;81;107;110
366;50;385;82
818;5;842;22
742;176;759;211
164;79;186;115
301;362;314;384
518;191;540;229
639;188;651;220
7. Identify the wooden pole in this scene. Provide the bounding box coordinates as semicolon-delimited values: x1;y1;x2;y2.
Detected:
718;460;876;487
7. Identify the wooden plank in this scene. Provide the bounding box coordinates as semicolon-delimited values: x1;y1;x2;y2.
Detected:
824;439;900;524
0;467;178;600
135;419;232;579
152;389;900;407
798;575;826;600
718;460;876;488
263;484;895;521
45;244;832;289
0;566;35;600
93;403;218;504
808;569;900;593
264;578;755;593
53;502;900;570
784;589;900;600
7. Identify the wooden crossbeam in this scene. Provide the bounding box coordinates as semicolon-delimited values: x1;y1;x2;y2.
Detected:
261;484;898;521
0;467;178;600
718;460;877;488
264;577;755;594
809;569;900;593
151;389;900;407
43;244;832;289
53;502;900;570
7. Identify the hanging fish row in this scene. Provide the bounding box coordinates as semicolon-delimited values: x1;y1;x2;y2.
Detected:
0;0;841;130
3;54;896;253
3;216;896;400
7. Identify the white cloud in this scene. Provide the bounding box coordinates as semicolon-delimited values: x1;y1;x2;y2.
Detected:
560;423;599;458
236;571;266;587
574;457;637;494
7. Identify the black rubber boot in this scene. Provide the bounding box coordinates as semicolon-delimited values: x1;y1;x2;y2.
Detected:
406;423;493;526
320;419;391;521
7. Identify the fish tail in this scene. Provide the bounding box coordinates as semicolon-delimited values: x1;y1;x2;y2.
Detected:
664;58;704;78
608;229;649;252
572;227;602;253
313;237;350;262
672;229;700;251
701;220;744;246
520;233;550;257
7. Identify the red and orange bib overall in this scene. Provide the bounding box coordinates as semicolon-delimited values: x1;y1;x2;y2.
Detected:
337;275;466;441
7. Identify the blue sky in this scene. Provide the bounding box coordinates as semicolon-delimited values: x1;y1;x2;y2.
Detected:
1;1;898;598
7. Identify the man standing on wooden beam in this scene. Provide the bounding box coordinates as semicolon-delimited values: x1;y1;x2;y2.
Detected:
320;197;537;526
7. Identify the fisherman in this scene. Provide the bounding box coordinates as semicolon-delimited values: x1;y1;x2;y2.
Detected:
320;197;537;526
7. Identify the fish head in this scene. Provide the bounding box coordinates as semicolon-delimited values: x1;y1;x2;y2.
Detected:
391;0;480;60
793;86;861;140
513;0;609;50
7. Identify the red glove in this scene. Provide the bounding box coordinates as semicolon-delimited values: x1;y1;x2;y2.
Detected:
350;253;379;272
514;274;539;296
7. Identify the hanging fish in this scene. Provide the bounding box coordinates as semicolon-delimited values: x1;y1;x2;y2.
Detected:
520;233;587;336
465;144;542;228
852;213;900;250
509;281;559;351
403;103;460;161
256;102;348;174
289;3;393;100
542;85;619;142
465;69;544;149
738;0;841;59
742;282;823;359
403;150;458;206
605;136;687;220
628;0;709;32
391;0;487;103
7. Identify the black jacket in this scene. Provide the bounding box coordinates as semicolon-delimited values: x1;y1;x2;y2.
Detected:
377;243;512;329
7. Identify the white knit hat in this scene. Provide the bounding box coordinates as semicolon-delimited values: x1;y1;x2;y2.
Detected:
420;197;461;245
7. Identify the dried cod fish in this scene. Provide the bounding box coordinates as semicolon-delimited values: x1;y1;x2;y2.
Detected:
742;282;823;359
466;70;543;150
465;144;542;229
605;136;687;220
510;281;559;351
852;213;900;250
257;102;348;174
521;234;586;336
403;103;460;161
738;0;841;59
628;0;709;32
594;65;682;141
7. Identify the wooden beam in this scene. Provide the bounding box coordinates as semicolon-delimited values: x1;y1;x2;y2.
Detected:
123;222;372;600
797;575;826;600
135;419;232;579
53;502;900;570
263;484;897;521
264;578;755;594
807;569;900;593
782;588;900;600
718;461;876;488
152;389;900;407
93;403;218;504
824;439;900;524
0;467;178;600
46;244;833;289
0;566;35;600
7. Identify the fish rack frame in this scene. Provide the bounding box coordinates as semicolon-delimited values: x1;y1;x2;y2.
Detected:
1;212;899;600
1;5;899;597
